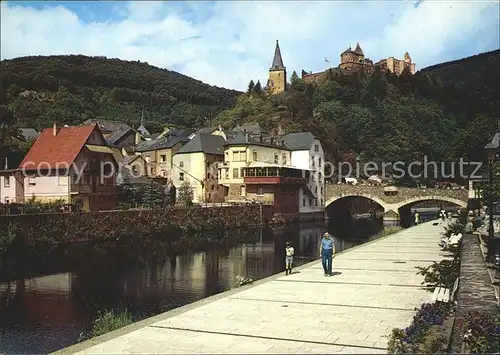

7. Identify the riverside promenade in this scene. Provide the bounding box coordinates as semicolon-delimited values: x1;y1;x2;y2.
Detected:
55;221;448;354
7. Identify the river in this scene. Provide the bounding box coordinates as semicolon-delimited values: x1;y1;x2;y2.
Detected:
0;217;387;354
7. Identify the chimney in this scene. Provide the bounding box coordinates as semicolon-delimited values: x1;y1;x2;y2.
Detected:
4;157;8;170
135;131;141;145
270;137;274;145
218;124;222;131
52;122;57;136
245;132;249;142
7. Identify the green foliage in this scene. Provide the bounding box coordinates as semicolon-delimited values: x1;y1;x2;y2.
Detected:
91;309;133;338
0;55;240;132
416;252;460;290
462;311;500;354
0;223;18;253
140;181;165;209
22;198;68;214
177;181;194;207
215;50;499;168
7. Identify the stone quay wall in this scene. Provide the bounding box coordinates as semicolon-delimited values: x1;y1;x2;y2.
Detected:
0;205;262;249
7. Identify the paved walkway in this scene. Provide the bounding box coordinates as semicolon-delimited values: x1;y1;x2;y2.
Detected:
56;222;448;354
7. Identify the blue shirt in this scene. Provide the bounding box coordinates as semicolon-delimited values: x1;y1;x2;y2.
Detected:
321;237;333;250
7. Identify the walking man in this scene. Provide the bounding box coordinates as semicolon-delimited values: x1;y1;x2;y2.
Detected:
320;232;335;276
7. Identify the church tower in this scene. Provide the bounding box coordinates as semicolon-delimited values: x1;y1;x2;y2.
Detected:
267;40;286;94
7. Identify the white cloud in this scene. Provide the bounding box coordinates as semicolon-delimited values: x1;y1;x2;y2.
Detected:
1;1;498;91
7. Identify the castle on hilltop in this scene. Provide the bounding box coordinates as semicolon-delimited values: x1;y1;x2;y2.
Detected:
302;42;416;84
266;40;416;94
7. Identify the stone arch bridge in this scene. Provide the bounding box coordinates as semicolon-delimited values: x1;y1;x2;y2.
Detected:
325;184;468;221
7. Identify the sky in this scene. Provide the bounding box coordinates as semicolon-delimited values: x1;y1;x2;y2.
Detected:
1;0;499;91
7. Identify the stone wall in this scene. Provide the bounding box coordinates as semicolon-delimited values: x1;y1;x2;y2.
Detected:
450;234;499;352
0;205;261;248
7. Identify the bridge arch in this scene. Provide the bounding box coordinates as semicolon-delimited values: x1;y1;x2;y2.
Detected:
325;194;390;212
395;196;467;211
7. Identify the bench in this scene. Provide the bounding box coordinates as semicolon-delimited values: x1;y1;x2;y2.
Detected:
432;277;459;303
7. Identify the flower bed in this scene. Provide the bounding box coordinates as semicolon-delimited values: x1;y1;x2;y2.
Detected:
388;303;449;353
461;311;500;353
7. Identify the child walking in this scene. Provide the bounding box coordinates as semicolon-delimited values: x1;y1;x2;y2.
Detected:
285;241;294;275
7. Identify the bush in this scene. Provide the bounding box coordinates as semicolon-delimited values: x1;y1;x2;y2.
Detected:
387;303;448;353
380;226;403;237
91;309;133;338
462;311;500;354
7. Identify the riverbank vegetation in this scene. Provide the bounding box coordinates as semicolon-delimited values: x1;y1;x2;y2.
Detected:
0;205;261;255
90;309;133;338
379;226;403;237
387;219;464;353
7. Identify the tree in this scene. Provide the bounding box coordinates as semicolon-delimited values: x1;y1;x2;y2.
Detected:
253;81;262;95
140;180;165;209
290;71;299;85
178;181;194;207
247;80;255;94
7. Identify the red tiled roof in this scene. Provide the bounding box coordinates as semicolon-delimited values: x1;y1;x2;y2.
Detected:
19;124;97;170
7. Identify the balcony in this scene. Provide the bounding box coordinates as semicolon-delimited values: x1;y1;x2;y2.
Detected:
71;184;117;194
243;166;308;185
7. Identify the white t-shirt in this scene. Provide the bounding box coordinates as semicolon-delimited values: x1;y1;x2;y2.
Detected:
286;246;294;256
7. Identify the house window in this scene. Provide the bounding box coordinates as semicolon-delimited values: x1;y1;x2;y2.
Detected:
179;161;184;168
302;199;306;206
309;199;312;206
162;171;167;177
179;172;184;181
319;158;322;167
233;168;239;178
315;199;318;206
132;165;139;174
315;186;318;193
253;151;257;161
257;187;264;195
312;158;315;168
282;154;287;165
160;155;166;163
321;199;323;206
28;177;36;186
321;186;323;194
240;150;247;161
314;144;319;152
4;176;10;187
274;153;279;163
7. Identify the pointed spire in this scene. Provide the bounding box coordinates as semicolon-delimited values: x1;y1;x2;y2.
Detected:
354;42;364;56
270;40;285;71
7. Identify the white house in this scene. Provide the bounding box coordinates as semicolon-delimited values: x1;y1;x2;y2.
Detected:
283;132;325;219
0;169;25;204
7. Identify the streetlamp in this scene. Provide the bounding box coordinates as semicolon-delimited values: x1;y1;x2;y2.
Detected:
484;127;500;262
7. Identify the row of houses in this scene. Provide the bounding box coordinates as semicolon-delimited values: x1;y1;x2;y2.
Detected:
0;120;326;220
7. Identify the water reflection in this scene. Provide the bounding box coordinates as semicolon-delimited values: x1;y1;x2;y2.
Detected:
0;219;382;354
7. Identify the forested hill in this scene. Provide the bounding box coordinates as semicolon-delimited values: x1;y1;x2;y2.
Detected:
214;49;500;179
0;55;241;131
419;49;500;118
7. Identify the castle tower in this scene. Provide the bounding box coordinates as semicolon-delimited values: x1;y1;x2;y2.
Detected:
404;52;411;63
267;40;286;94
